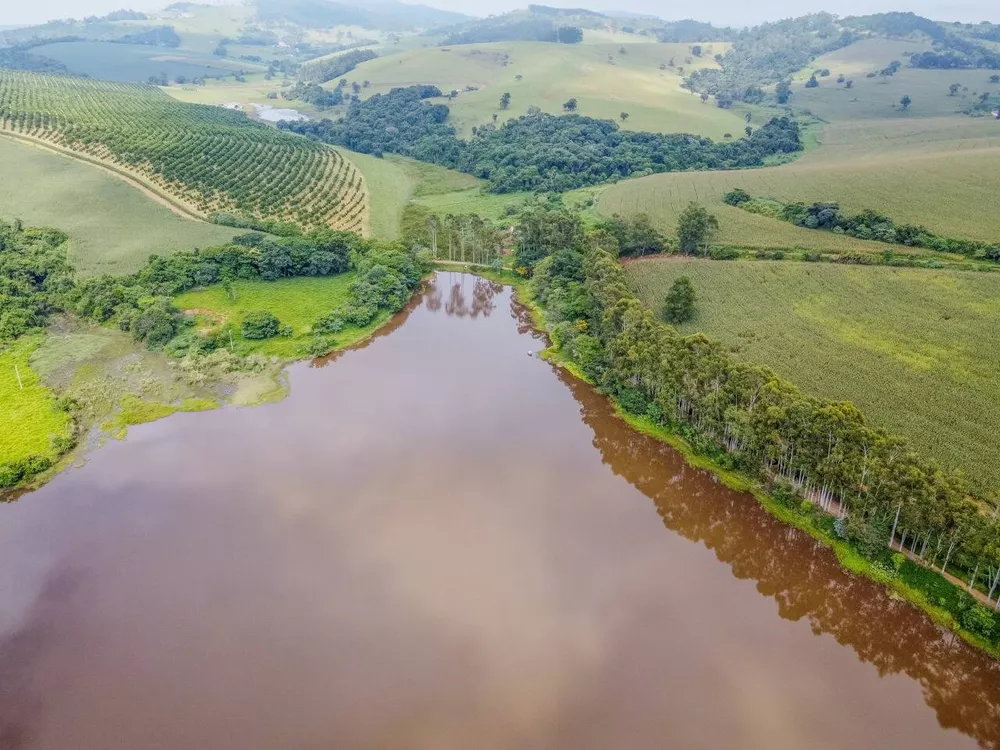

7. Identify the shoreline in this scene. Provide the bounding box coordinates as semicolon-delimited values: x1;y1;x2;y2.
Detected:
476;265;1000;663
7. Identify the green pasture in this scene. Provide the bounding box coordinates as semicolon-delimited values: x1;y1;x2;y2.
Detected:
173;274;388;358
0;337;72;467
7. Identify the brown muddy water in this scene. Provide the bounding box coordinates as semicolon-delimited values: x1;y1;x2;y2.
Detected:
1;272;999;750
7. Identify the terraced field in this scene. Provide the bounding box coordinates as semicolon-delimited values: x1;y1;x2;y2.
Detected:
625;258;1000;495
0;71;368;234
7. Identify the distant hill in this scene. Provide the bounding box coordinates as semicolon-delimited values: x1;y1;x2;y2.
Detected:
253;0;470;32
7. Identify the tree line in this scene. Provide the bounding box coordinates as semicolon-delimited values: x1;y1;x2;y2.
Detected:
297;49;378;85
507;203;1000;644
280;85;803;193
724;189;1000;262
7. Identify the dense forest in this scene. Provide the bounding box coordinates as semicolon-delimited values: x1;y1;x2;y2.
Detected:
510;203;1000;644
281;86;802;192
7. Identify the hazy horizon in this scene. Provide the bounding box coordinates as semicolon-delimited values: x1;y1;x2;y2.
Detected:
4;0;999;29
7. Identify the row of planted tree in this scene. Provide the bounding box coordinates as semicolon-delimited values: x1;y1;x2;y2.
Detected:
495;203;1000;643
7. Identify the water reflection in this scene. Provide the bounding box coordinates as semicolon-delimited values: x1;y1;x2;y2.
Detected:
0;274;998;750
558;369;1000;748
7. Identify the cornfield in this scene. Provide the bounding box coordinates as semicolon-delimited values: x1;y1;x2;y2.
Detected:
0;71;368;233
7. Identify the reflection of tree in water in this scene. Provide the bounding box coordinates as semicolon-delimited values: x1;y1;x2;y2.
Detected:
438;274;503;319
557;368;1000;749
471;278;501;319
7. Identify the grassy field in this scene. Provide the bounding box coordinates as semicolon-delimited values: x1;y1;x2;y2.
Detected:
598;116;1000;250
173;274;388;358
336;150;409;239
790;38;1000;122
625;258;1000;495
0;336;72;467
0;136;239;276
340;41;754;139
31;40;261;83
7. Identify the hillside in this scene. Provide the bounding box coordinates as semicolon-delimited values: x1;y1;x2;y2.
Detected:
341;40;746;139
0;71;368;233
0;136;238;276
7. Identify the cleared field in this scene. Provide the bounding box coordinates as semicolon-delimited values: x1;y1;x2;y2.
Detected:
0;336;72;468
625;258;1000;494
0;136;238;276
30;41;260;83
342;151;507;236
0;71;368;234
340;41;753;139
336;150;409;239
174;274;389;358
599;117;1000;249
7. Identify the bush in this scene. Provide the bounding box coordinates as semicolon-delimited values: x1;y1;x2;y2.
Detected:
313;311;345;334
241;310;281;340
961;604;996;639
708;246;741;260
722;188;751;206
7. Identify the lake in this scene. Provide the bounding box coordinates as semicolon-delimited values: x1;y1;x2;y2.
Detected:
1;272;998;749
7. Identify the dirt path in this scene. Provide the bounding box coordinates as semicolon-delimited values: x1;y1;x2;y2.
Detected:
0;130;207;223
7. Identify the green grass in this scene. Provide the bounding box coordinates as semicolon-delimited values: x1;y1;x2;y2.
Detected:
342;150;516;236
340;41;752;139
0;336;72;466
173;274;389;358
0;136;239;276
625;258;1000;495
336;149;410;239
30;41;263;83
790;38;1000;122
598;115;1000;251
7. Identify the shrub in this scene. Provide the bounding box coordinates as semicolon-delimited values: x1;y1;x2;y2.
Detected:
722;188;751;206
241;310;281;340
313;311;345;334
961;605;996;639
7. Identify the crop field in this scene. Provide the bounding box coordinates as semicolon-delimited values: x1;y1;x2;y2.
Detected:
0;71;369;234
0;336;72;468
173;274;388;358
625;258;1000;494
0;136;238;276
29;41;260;83
599;116;1000;249
342;41;754;139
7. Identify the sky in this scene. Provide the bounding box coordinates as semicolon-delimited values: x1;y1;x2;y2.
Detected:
4;0;999;29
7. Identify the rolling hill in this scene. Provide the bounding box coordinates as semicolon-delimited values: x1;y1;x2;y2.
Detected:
341;40;748;139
